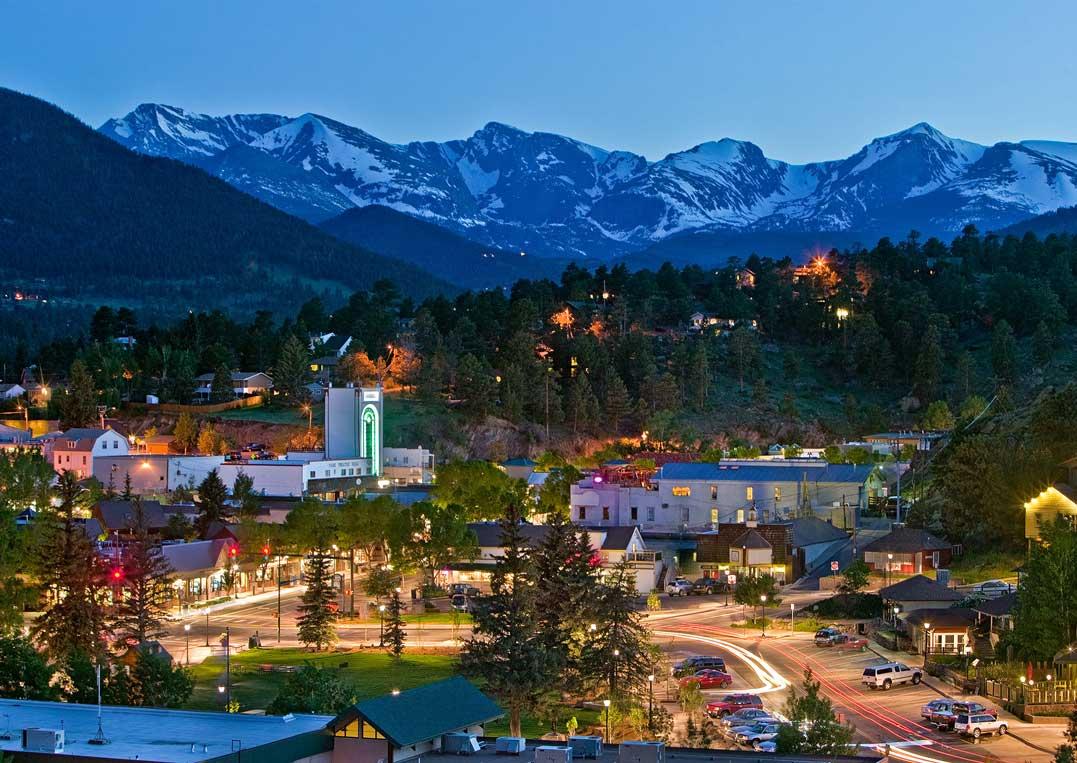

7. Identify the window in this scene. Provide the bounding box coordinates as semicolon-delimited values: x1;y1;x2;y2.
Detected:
362;722;385;739
774;487;781;501
736;509;745;523
646;507;655;522
578;507;586;520
681;507;690;523
710;485;717;500
672;486;691;497
630;507;638;521
602;506;610;521
710;508;718;523
746;486;754;501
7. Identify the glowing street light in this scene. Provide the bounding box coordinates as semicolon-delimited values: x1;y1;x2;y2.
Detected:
760;594;768;637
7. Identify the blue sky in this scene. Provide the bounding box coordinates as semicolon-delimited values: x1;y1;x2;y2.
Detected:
3;0;1075;163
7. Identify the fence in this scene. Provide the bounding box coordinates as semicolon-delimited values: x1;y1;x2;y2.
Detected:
129;396;264;415
985;679;1077;706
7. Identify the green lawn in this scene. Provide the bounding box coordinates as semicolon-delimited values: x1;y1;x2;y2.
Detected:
934;549;1023;584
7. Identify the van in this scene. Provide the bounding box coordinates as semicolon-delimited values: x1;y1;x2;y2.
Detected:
861;662;922;690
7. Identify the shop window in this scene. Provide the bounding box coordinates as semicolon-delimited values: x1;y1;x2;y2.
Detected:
746;486;753;501
602;506;610;520
710;485;717;500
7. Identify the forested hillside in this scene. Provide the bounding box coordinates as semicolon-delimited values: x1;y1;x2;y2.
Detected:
0;88;453;316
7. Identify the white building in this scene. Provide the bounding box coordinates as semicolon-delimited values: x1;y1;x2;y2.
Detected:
194;371;274;399
51;428;129;480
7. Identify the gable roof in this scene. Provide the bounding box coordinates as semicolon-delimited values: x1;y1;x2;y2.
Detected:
905;607;975;630
161;539;227;574
971;592;1017;617
501;457;537;467
600;526;639;551
95;499;168;531
335;677;502;747
879;574;962;602
732;528;772;549
784;517;848;547
658;461;876;485
862;527;952;554
468;521;549;548
697;523;792;564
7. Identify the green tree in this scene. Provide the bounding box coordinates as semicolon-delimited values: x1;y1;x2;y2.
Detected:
733;574;781;620
297;548;338;651
274;334;310;403
388;501;477;588
384;588;407;660
431;461;527;521
1032;320;1054;367
991;320;1018;384
31;472;111;660
566;373;600;434
114;498;175;647
267;664;357;715
913;324;943;402
921;400;955;430
126;648;194;707
958;395;988;423
953;350;976;401
172;412;197;454
838;559;870;595
461;500;558;737
535;465;584;518
728;326;760;391
60;359;98;428
195;469;228;536
1009;520;1077;660
0;636;58;699
210;363;233;403
0;450;53;633
456;353;497;419
232;471;260;520
775;669;853;755
603;372;632;433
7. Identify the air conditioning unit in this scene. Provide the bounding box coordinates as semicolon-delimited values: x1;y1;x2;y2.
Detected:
535;746;572;763
442;732;480;755
495;737;526;755
23;728;65;753
618;741;663;763
568;736;603;759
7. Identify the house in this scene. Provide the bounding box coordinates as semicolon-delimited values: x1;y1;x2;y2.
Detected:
904;608;976;656
571;459;883;532
194;371;273;399
0;697;333;763
52;428;129;480
499;457;537;481
310;355;340;382
862;526;957;574
0;383;25;400
329;677;502;763
19;366;52;406
311;332;353;357
1023;457;1077;541
687;313;759;335
118;640;172;668
697;522;796;583
144;434;174;454
0;423;30;445
972;593;1017;645
382;446;435;485
93;498;169;536
862;431;945;454
782;516;850;572
162;539;230;604
736;267;756;289
879;574;963;618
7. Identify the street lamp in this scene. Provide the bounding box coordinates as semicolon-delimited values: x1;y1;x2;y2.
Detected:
886;553;893;588
183;623;191;665
647;674;655;732
892;605;900;625
205;608;210;647
790;603;795;633
603;699;611;741
759;594;767;637
922;622;932;667
378;604;386;646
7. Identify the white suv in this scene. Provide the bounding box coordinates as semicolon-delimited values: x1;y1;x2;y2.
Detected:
861;662;922;690
954;713;1008;739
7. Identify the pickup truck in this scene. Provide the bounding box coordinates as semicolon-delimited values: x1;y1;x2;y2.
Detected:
954;712;1008;739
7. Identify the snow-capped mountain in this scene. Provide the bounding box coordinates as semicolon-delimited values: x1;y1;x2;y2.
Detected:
99;105;1077;258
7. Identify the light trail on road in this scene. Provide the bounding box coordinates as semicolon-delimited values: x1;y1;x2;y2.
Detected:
654;629;789;694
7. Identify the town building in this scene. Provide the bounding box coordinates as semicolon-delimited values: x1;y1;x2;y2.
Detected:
570;459;882;533
880;574;963;618
0;698;333;763
499;457;537;480
0;382;25;400
972;593;1016;648
904;607;976;656
1023;457;1077;541
51;427;129;480
93;498;170;537
862;526;957;574
783;516;851;572
696;522;796;583
862;431;945;454
194;371;274;399
0;423;31;446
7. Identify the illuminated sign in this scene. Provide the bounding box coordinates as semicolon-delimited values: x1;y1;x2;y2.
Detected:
362;390;380;401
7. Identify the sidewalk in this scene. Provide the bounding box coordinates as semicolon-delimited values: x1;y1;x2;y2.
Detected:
171;584;306;622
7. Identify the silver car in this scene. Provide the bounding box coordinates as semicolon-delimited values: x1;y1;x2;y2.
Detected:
736;723;781;750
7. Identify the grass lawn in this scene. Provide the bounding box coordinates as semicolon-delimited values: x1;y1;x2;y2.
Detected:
934;549;1023;584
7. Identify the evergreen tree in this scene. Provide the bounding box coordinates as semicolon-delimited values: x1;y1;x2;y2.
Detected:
296;548;338;651
274;334;310;403
913;324;943;402
921;400;955;430
603;372;632;433
384;588;407;661
1032;320;1054;367
195;469;228;536
456;353;496;419
461;499;558;737
0;636;59;699
775;669;853;755
566;373;600;434
267;664;357;715
31;472;111;661
60;359;98;428
687;341;710;411
728;326;760;391
232;471;260;520
114;498;175;647
953;350;976;401
172;412;197;454
121;471;133;501
210;363;233;403
991;319;1018;384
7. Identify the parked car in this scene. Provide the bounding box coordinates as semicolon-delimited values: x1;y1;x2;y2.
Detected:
756;741;776;754
861;662;922;690
673;656;726;677
721;714;777;738
450;583;481;597
735;722;782;749
831;633;869;651
450;594;470;612
666;578;692;596
705;693;762;717
954;713;1007;739
929;701;997;730
814;627;843;646
970;579;1014;598
679;669;733;689
921;698;956;722
691;578;720;595
713;706;773;727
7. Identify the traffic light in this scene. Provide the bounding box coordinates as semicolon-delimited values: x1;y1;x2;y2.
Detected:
111;567;124;582
228;545;239;559
262;544;271;561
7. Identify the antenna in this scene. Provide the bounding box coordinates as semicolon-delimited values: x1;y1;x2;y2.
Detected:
88;663;110;745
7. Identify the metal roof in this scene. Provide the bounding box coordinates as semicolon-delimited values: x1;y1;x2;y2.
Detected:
333;677;502;748
782;517;848;547
879;574;963;602
862;527;952;553
658;461;875;484
0;698;332;763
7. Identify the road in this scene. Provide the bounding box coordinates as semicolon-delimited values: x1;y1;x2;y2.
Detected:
652;593;1059;763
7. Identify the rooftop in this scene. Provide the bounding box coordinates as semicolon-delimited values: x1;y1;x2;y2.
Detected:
880;574;963;602
0;698;332;763
783;516;848;547
862;527;952;553
905;607;976;630
425;742;880;763
658;461;876;484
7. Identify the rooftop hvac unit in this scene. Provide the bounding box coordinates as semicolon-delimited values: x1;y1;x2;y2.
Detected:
618;741;664;763
535;746;572;763
442;732;481;755
568;736;603;759
495;737;526;755
23;728;65;753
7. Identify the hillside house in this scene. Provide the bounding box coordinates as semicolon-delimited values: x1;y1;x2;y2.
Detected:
862;526;957;574
194;371;273;399
1023;457;1077;541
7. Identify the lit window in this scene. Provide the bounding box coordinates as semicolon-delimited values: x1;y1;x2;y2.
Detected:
672;486;691;497
710;485;717;500
736;509;745;523
774;487;781;501
746;487;754;501
710;508;718;523
362;722;384;740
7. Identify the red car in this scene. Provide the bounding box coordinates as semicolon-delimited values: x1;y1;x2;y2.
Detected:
705;693;762;717
679;669;733;689
831;634;869;650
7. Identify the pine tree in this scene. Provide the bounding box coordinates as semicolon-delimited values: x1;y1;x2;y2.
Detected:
566;373;600;434
210;363;233;403
1032;320;1054;367
121;471;133;501
687;341;710;412
31;472;111;661
384;588;406;661
274;334;310;403
461;500;558;737
232;471;260;520
114;498;175;647
195;469;228;536
603;372;632;433
952;351;976;402
991;320;1018;384
913;324;943;403
172;412;197;455
296;549;337;651
60;359;98;428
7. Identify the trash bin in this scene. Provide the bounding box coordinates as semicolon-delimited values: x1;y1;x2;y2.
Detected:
248;634;262;648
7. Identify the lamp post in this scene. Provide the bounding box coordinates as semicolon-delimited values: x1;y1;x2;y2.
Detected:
923;623;932;667
647;674;655;732
224;626;232;707
790;603;795;633
611;648;620;700
892;605;900;626
205;608;210;647
378;604;386;646
886;553;893;589
603;699;611;741
277;573;283;643
183;623;191;665
760;594;767;637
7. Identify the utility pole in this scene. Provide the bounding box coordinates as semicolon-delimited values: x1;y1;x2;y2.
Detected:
225;627;232;707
